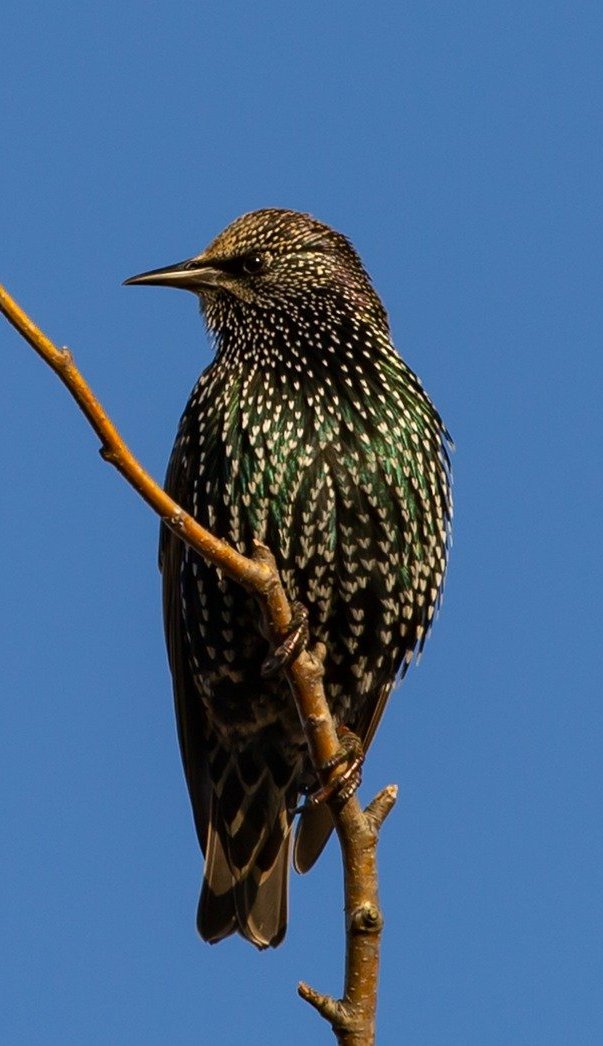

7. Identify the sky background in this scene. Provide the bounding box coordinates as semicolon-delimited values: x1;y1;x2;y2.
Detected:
1;3;602;1044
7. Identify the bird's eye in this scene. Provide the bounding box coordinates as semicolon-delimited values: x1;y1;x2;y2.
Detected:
241;253;264;275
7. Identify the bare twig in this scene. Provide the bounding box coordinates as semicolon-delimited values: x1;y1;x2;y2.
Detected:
1;284;398;1044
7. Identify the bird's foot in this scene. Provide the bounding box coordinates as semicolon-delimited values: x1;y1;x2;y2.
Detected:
261;602;309;678
306;727;365;809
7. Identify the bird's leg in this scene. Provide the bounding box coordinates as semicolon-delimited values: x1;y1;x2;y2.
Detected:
305;726;365;808
261;602;309;678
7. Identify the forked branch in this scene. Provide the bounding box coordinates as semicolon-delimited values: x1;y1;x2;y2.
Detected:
0;284;398;1044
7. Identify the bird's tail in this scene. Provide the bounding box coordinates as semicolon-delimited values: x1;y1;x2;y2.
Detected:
197;744;298;949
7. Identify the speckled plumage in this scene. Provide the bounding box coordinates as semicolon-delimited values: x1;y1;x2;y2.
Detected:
125;209;452;949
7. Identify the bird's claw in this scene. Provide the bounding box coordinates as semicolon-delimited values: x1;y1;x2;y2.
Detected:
305;727;365;809
261;602;309;678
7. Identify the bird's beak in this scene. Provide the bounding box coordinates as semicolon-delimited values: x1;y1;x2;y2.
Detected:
123;256;223;291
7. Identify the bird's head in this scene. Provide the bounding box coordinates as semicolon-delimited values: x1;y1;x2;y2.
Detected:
124;208;387;333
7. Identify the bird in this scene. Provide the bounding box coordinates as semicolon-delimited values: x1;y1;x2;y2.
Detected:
124;208;452;949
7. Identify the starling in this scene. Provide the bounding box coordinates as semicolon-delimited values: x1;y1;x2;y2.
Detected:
125;209;452;949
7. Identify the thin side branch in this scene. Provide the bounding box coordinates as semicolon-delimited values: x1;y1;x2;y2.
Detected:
1;284;398;1045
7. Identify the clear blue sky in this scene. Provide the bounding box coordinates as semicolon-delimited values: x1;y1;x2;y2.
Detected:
2;4;601;1044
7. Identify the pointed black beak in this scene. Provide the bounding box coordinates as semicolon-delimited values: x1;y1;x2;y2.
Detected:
123;257;223;291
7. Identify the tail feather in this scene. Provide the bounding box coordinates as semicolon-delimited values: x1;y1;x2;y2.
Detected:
197;742;298;949
293;802;334;874
198;802;292;949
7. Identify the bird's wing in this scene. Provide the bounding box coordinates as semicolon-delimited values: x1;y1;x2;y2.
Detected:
160;430;212;853
355;677;399;754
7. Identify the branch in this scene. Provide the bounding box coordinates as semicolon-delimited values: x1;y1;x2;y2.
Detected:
1;284;398;1044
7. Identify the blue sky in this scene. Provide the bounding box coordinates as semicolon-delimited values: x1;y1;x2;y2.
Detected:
1;3;602;1043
